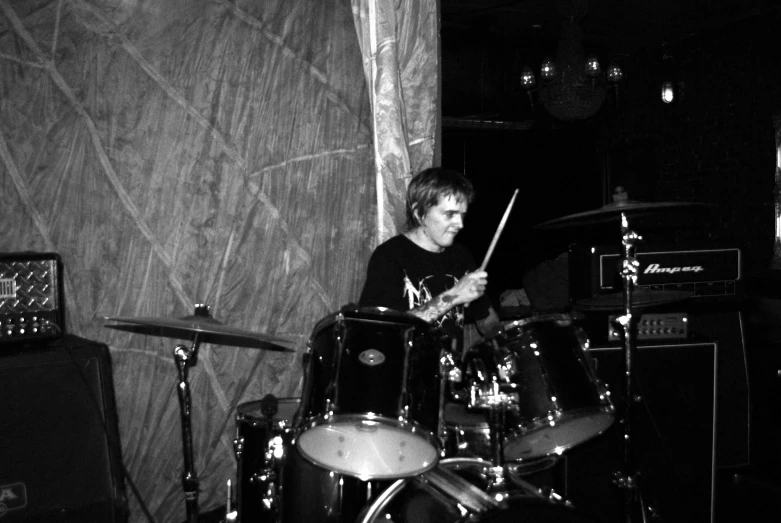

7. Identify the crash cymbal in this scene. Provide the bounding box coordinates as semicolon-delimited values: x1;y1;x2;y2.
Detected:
104;315;295;352
572;289;692;311
535;200;712;229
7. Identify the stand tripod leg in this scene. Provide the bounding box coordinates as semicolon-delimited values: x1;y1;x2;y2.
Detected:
174;344;200;523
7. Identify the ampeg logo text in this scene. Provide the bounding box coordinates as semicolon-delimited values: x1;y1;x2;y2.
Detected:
644;263;705;275
0;482;27;517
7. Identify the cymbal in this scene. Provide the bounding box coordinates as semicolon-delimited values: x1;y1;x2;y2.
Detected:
535;200;712;229
572;289;692;311
104;315;295;352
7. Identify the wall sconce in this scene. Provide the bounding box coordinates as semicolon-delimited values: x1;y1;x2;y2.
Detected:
661;81;675;103
661;80;684;105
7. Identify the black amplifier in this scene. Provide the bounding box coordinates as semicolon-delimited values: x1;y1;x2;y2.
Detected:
569;244;741;300
0;252;65;345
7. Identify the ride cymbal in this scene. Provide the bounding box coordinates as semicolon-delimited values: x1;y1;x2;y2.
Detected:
535;200;712;229
104;315;295;351
572;289;692;311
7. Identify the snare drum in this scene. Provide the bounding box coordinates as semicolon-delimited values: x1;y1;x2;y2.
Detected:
442;402;560;476
234;398;300;523
296;307;442;479
464;314;614;461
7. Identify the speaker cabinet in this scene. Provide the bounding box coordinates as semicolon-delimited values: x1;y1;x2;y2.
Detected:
0;335;128;522
560;342;718;523
685;308;750;466
577;305;750;468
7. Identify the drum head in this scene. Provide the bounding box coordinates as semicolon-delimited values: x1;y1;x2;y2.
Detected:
504;409;615;460
236;397;300;424
296;415;439;479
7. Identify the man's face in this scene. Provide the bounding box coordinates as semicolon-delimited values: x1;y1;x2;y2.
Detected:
415;194;468;252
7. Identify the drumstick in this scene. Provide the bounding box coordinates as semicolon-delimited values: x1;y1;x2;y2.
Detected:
479;188;519;271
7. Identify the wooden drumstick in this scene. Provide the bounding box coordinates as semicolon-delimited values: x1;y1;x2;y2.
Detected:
479;188;519;271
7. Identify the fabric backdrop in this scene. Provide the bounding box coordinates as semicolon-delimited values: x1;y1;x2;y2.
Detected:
0;0;437;521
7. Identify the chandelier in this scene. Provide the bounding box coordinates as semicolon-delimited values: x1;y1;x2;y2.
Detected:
520;0;623;121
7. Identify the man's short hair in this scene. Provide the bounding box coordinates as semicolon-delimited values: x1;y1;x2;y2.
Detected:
405;167;475;230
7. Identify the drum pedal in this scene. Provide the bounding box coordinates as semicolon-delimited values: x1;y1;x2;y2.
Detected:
608;312;688;341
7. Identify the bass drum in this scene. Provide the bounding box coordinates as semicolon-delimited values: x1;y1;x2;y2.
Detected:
279;443;393;523
357;458;602;523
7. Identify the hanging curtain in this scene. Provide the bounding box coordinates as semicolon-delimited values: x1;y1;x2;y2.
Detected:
351;0;439;243
0;0;374;521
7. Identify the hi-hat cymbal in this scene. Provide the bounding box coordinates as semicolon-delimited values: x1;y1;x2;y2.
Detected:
104;315;295;352
535;200;712;229
572;289;692;311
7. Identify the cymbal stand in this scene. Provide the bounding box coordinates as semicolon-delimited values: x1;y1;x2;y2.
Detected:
173;307;209;523
486;399;508;493
613;213;660;523
485;399;546;501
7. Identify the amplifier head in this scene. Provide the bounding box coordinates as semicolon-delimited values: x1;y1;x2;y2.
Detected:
568;243;741;301
0;252;65;345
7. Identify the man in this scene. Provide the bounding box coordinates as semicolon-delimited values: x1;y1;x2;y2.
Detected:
359;167;501;346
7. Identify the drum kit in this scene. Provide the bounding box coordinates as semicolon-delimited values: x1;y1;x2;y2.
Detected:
104;198;711;523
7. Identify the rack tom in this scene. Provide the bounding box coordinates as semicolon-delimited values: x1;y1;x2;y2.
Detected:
463;313;614;460
296;307;442;479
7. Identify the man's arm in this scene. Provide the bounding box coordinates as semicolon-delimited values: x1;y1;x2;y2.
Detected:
409;270;488;323
410;288;460;323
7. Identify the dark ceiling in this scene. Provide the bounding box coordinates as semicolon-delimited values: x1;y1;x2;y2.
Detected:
440;0;778;55
438;0;781;122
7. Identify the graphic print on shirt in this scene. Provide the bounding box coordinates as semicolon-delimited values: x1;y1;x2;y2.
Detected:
402;272;464;327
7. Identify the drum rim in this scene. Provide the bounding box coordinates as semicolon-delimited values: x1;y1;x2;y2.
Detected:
311;306;430;336
504;312;573;330
355;457;501;523
235;397;301;419
297;412;441;446
503;406;616;457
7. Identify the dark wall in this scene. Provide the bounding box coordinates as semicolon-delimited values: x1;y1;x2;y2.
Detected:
593;13;779;278
442;12;780;292
442;127;604;304
442;10;781;480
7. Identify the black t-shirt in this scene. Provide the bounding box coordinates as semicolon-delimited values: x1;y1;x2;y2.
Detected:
359;235;491;338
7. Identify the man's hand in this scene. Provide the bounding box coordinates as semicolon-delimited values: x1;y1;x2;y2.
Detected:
449;270;488;306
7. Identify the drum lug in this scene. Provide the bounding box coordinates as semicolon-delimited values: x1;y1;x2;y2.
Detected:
233;436;244;460
440;351;462;383
249;470;279;512
575;326;591;350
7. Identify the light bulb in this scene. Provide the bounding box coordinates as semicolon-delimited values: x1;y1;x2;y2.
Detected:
520;66;536;89
585;55;601;77
607;63;624;83
540;57;556;80
662;81;675;103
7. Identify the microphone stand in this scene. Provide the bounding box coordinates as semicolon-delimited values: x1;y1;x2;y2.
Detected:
613;212;661;523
